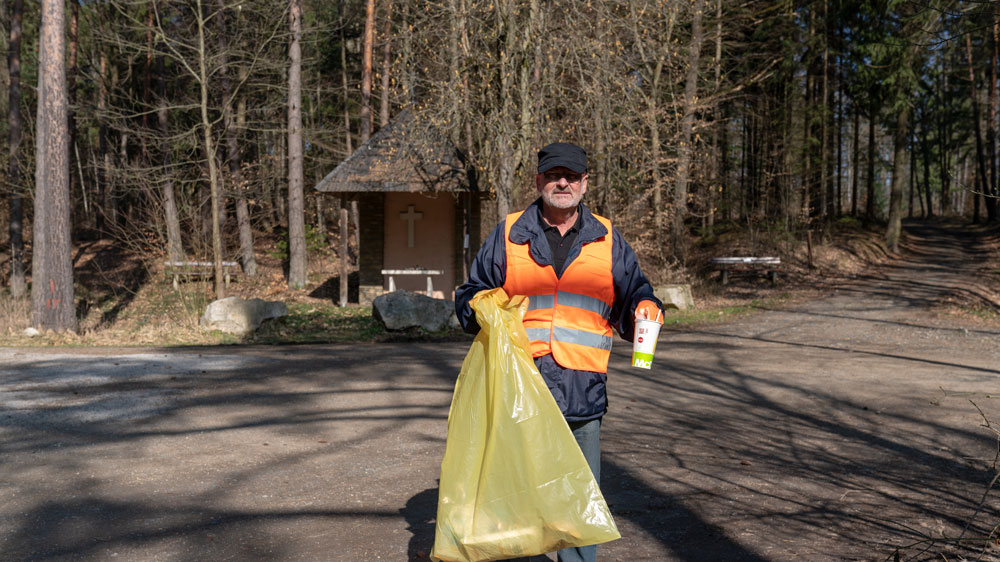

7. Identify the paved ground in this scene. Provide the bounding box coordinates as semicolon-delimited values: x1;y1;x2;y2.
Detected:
2;220;999;561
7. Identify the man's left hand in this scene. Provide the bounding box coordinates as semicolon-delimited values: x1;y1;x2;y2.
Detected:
635;300;663;323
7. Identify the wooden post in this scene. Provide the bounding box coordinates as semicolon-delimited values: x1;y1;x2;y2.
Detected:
806;230;814;269
340;194;349;307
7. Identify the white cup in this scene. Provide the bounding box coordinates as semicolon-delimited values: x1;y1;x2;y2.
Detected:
631;319;661;369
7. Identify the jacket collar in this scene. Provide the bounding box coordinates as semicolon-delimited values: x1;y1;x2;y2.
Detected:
509;198;609;266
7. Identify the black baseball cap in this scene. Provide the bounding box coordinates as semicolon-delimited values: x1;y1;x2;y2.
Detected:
537;142;587;174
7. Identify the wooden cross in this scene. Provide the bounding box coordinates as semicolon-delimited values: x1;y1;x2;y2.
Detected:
400;205;423;248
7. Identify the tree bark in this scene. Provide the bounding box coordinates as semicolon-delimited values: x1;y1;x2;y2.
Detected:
7;0;26;297
921;118;934;218
361;0;375;143
966;33;992;223
866;96;877;220
234;64;257;277
218;0;258;277
339;1;353;155
820;1;830;221
97;7;109;233
379;0;393;127
672;0;706;258
195;0;225;298
32;0;77;332
885;106;908;252
835;70;843;217
288;0;307;288
908;129;915;218
990;8;1000;220
68;0;80;226
157;48;184;263
851;107;859;216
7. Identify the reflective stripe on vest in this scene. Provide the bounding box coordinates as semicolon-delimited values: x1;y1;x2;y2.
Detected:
502;210;615;373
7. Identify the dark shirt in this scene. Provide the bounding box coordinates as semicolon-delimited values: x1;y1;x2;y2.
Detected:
540;207;581;277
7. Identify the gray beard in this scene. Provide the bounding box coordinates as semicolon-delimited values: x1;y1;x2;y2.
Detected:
541;191;582;210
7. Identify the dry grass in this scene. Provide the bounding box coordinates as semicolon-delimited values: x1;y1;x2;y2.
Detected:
0;293;30;336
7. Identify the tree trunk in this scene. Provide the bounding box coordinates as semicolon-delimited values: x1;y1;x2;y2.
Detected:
195;0;225;299
921;119;934;218
835;73;843;217
288;0;307;288
379;0;393;127
339;1;353;155
649;59;664;233
990;9;1000;220
7;0;26;297
672;0;706;258
851;107;859;216
967;33;992;222
235;65;257;277
218;0;258;277
706;0;723;234
361;0;375;143
157;49;184;263
908;129;915;218
32;0;77;332
885;106;908;252
866;97;877;220
820;2;830;221
97;9;109;233
68;0;80;227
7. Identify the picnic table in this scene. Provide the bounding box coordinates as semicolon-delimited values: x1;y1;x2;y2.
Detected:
711;256;781;286
164;261;240;289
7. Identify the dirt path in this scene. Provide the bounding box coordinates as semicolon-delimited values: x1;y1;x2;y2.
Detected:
1;220;999;561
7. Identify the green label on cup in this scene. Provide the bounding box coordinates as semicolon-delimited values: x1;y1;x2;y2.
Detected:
632;352;654;369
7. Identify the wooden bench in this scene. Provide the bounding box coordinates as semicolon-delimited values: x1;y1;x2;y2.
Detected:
711;257;781;286
381;268;444;297
164;261;240;289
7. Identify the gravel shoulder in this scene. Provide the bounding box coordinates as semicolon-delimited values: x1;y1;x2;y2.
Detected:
1;219;999;561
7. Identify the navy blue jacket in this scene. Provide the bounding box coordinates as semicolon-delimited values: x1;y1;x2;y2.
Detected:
455;199;662;421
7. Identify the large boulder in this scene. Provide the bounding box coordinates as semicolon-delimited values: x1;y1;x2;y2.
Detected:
373;290;457;332
654;284;695;311
201;297;287;335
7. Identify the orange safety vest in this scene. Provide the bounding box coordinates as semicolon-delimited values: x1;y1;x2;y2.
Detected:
502;211;616;373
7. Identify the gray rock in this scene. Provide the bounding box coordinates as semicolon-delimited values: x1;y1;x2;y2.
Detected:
201;297;287;335
654;284;695;311
373;290;456;332
22;327;41;337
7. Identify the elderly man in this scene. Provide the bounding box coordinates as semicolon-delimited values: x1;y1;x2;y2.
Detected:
455;142;664;562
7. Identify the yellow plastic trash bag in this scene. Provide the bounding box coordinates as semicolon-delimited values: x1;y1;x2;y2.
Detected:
431;288;620;562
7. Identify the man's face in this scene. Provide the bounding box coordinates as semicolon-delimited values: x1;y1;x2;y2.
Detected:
536;166;588;211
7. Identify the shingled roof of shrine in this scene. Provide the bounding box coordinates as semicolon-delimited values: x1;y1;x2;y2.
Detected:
314;110;476;194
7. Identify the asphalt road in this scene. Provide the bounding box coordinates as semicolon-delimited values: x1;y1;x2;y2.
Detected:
2;220;999;561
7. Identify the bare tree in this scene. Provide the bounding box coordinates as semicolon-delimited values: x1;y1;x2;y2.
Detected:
379;0;393;127
672;0;706;257
31;0;77;332
288;0;307;288
966;33;991;223
361;0;375;142
339;0;353;154
7;0;26;297
193;0;226;298
157;47;184;263
217;0;258;277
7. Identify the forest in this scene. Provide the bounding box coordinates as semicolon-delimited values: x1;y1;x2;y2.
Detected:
3;0;999;333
